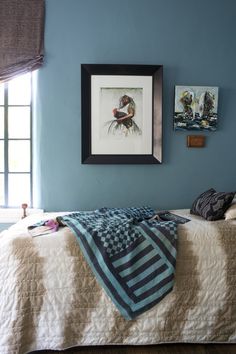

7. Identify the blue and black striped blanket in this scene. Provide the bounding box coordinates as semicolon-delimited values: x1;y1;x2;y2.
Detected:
58;207;177;320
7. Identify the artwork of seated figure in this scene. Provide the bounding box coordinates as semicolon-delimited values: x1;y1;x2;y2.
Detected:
107;94;141;136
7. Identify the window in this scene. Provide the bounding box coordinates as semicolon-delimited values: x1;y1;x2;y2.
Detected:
0;73;32;207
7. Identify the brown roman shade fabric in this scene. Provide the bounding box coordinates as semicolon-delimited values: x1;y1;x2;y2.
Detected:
0;0;45;82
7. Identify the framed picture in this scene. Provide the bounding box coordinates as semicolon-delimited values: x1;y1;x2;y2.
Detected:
174;85;219;131
81;64;163;164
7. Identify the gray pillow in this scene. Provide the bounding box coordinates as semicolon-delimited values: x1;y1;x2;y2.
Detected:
190;188;235;221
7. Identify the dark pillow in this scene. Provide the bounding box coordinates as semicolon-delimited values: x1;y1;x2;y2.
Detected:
190;188;235;221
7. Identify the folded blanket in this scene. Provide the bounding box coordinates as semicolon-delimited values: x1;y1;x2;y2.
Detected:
58;207;178;320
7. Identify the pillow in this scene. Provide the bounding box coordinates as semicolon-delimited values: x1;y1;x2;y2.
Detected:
224;202;236;220
190;188;235;221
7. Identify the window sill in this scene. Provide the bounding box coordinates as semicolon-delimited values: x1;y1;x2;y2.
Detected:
0;208;44;223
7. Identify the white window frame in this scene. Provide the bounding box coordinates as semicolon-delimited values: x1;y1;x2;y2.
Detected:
0;75;32;208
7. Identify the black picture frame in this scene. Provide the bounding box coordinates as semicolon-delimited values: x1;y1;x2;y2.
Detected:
81;64;163;164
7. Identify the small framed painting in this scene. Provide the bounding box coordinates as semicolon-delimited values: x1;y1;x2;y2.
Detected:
81;64;163;164
174;85;219;131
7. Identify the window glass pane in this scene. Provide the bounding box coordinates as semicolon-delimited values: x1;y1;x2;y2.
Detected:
0;108;4;138
0;141;4;172
8;107;30;138
0;174;4;205
0;83;4;105
8;174;30;207
9;140;30;172
8;73;31;105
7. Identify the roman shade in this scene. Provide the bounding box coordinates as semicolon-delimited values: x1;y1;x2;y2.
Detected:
0;0;45;82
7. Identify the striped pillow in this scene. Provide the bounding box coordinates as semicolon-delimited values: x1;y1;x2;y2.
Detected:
190;188;235;221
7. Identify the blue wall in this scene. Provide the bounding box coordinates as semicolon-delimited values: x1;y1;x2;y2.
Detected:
35;0;236;211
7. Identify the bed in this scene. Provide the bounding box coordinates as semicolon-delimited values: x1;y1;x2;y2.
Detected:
0;209;236;354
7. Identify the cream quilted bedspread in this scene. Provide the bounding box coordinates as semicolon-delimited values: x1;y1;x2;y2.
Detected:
0;210;236;354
